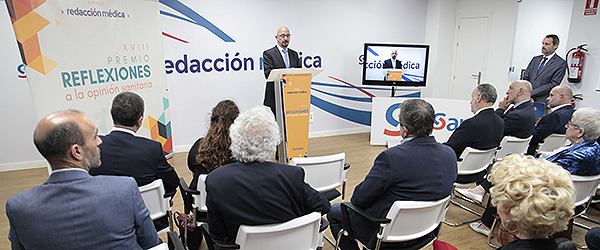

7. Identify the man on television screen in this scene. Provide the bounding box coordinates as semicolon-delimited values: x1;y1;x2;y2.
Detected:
383;49;402;69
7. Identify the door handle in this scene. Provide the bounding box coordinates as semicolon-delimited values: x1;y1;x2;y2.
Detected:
471;72;481;85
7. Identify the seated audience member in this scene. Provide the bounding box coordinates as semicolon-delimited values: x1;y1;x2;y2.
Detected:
460;80;537;203
544;107;600;176
471;108;600;236
90;91;179;230
526;85;574;156
445;83;504;160
495;80;537;138
488;155;576;250
187;100;239;193
205;106;330;244
7;110;160;249
586;227;600;250
328;99;457;250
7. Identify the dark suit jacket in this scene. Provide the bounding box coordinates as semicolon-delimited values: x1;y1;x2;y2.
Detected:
90;130;179;194
445;108;505;158
496;102;537;139
522;54;567;103
382;59;402;69
349;136;457;248
7;170;160;250
262;46;302;113
526;105;574;155
206;161;330;243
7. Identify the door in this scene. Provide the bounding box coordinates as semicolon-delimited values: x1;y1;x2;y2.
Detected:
450;15;491;100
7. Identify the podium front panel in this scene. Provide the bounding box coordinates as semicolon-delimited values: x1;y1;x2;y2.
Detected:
282;74;311;159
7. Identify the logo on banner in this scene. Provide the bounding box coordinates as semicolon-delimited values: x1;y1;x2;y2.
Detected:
381;103;464;137
17;64;27;78
159;0;235;43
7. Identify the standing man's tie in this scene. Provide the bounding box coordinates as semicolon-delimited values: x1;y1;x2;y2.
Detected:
283;49;290;68
537;57;547;76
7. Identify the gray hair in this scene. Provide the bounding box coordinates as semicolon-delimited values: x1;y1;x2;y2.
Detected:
476;83;497;104
572;107;600;141
229;106;281;162
399;99;435;137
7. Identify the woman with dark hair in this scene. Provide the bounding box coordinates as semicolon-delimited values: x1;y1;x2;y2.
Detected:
187;100;239;188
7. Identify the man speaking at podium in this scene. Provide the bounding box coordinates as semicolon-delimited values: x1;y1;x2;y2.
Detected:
383;49;402;69
262;26;302;115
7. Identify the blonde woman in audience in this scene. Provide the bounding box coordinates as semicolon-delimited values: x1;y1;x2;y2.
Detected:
489;155;576;250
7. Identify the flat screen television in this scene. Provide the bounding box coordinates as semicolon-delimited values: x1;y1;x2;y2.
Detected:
362;43;429;87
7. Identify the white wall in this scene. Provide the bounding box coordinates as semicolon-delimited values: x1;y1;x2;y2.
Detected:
509;0;574;83
564;0;600;109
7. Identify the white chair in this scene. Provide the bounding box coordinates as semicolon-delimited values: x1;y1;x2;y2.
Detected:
337;196;451;250
139;179;172;235
494;136;532;162
444;147;496;227
148;243;168;250
536;133;568;156
569;174;600;248
290;152;346;202
202;212;323;250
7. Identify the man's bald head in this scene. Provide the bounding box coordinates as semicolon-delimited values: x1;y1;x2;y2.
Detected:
546;85;573;108
505;80;532;104
34;110;101;170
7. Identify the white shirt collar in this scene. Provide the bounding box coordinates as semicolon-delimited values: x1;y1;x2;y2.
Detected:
551;103;571;112
475;106;493;115
111;127;136;136
51;167;88;174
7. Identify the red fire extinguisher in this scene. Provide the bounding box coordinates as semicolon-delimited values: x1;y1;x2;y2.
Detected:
566;44;588;83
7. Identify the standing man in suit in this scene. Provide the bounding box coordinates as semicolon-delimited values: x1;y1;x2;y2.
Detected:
328;99;457;250
522;34;568;105
382;49;402;69
526;85;574;156
262;26;302;115
495;80;537;139
206;106;330;244
445;83;504;158
7;110;161;250
90;92;179;230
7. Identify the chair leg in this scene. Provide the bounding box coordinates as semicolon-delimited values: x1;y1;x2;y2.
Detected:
487;218;501;249
580;214;600;225
442;198;483;227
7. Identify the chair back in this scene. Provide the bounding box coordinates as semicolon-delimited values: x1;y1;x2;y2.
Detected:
457;147;495;175
572;174;600;207
290;153;345;192
495;136;532;161
235;212;321;250
139;179;169;220
194;174;208;212
379;196;451;242
537;133;568;154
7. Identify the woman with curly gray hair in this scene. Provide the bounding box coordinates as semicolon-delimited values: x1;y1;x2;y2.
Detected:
490;154;576;250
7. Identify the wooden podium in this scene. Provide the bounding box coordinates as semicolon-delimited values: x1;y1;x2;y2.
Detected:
267;68;322;163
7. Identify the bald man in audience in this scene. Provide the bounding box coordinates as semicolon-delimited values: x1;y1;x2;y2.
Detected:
495;80;537;139
6;110;160;250
526;85;574;156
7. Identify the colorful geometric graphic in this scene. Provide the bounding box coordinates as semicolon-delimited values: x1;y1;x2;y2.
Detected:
6;0;58;75
142;97;173;154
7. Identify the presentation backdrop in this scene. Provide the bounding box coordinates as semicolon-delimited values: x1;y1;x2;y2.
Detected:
158;0;428;149
371;97;473;145
6;0;173;153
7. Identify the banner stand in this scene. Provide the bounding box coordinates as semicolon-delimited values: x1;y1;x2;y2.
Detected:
268;68;322;163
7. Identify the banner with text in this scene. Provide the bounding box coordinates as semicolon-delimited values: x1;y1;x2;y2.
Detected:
6;0;173;153
282;73;311;159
